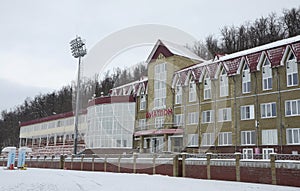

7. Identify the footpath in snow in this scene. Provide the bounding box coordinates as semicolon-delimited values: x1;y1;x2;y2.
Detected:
0;168;299;191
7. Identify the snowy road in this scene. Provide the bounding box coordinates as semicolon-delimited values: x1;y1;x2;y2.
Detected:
0;168;299;191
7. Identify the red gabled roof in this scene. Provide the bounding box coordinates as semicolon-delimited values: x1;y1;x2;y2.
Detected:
223;57;242;76
292;42;300;61
192;66;204;82
266;46;286;67
245;52;262;72
206;62;219;79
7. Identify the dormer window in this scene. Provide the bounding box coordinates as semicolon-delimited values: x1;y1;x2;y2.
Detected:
140;95;146;110
286;51;298;87
189;78;196;102
175;80;182;104
204;73;211;100
219;68;228;97
262;57;272;91
242;64;251;93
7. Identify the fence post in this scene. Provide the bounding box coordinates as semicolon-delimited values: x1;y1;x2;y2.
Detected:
92;154;96;171
270;153;277;185
173;154;179;177
51;155;55;169
133;153;137;174
3;156;5;167
71;154;74;170
206;153;212;180
104;154;107;172
152;154;156;175
118;155;122;173
43;155;47;168
59;155;64;169
182;153;187;177
81;154;85;171
234;152;241;181
37;155;40;168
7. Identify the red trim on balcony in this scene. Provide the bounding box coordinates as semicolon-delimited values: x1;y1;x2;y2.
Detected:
88;95;135;107
134;128;183;136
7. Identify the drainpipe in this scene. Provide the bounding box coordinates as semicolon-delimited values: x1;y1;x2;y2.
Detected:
212;79;217;152
276;68;283;153
254;73;259;150
233;77;238;152
196;82;201;153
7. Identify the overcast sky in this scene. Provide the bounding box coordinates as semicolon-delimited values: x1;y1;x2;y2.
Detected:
0;0;299;112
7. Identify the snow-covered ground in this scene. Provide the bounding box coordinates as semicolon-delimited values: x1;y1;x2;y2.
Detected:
0;168;299;191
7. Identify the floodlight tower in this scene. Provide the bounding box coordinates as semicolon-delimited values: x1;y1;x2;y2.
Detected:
70;36;87;155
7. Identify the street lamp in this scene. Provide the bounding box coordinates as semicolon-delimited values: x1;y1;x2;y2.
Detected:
70;36;87;155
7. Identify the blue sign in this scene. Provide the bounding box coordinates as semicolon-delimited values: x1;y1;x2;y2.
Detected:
17;148;26;168
7;149;16;168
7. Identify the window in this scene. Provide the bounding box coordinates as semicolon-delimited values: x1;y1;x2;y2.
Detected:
287;128;300;144
262;57;272;90
202;110;214;123
262;129;278;145
140;95;146;110
139;119;146;130
218;108;232;122
241;105;254;120
189;78;196;102
155;117;164;129
263;148;274;160
243;148;253;159
154;63;166;108
219;68;228;97
218;132;232;146
241;131;256;145
188;112;199;124
261;102;276;118
242;64;251;93
188;134;199;147
286;51;298;87
204;73;211;99
174;114;184;126
285;99;300;116
175;80;182;104
201;133;214;146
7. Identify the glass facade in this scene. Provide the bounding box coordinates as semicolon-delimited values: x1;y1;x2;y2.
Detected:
85;102;135;149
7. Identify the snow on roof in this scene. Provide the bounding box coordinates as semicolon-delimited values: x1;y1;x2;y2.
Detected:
111;77;148;96
175;35;300;78
217;35;300;62
112;77;148;90
2;147;16;152
146;39;205;63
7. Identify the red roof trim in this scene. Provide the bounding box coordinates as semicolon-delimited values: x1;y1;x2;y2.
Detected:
20;111;74;127
88;95;135;107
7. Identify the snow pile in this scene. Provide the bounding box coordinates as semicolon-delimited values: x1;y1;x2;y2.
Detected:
0;168;298;191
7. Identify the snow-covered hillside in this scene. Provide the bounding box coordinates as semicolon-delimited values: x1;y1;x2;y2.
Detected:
0;168;299;191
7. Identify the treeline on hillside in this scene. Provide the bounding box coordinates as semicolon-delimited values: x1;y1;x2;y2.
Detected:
0;63;147;148
191;7;300;59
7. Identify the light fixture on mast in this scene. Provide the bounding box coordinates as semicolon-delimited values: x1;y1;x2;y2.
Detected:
70;36;87;155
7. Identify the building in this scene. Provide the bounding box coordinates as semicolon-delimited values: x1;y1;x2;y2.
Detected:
19;112;87;156
129;36;300;158
19;36;300;158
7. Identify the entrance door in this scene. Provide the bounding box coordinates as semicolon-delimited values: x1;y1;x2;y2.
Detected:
150;137;164;153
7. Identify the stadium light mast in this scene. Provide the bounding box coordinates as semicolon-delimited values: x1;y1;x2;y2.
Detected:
70;36;87;155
